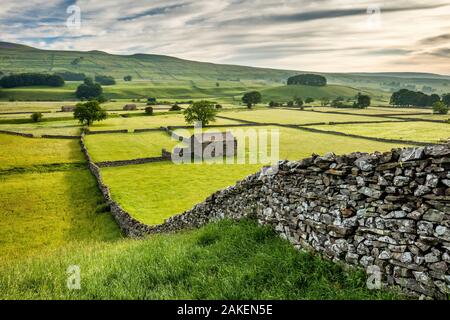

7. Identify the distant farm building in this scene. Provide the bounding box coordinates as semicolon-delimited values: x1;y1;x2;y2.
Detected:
123;104;137;111
61;105;76;112
173;131;237;160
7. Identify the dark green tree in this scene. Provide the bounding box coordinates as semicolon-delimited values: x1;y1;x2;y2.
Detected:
355;93;371;108
183;100;218;126
123;75;133;81
145;106;154;115
76;78;103;100
73;100;107;126
94;75;116;85
443;93;450;106
432;101;449;114
30;112;43;122
305;97;314;104
242;91;262;108
295;97;303;107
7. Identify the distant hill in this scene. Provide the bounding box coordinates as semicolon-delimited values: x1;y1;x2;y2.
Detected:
0;41;298;82
0;41;449;94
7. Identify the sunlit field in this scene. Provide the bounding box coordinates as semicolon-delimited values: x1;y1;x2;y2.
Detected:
84;131;179;162
220;108;401;124
0;169;121;264
310;121;450;143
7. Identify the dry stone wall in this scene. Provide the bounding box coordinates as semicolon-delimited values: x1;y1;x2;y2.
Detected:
81;131;450;299
162;143;450;299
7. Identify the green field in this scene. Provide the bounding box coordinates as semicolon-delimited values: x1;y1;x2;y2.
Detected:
259;84;377;102
178;125;408;160
102;162;261;225
0;134;84;169
311;121;450;143
0;219;402;299
89;113;243;132
303;106;433;115
84;131;179;162
220;108;401;124
0;169;121;264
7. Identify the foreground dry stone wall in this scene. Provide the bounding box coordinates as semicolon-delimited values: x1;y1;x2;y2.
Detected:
81;132;450;299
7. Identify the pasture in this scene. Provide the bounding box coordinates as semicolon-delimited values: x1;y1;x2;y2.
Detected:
101;162;261;225
0;169;121;264
0;99;444;300
84;131;179;162
220;108;401;125
0;219;402;300
0;134;84;169
310;121;450;143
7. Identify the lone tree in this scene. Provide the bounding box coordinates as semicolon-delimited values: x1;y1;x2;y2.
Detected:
320;97;330;106
432;101;449;115
123;75;133;82
305;97;314;104
294;97;303;107
183;100;218;126
30;112;43;122
74;100;107;126
242;91;262;108
76;78;103;100
355;93;371;108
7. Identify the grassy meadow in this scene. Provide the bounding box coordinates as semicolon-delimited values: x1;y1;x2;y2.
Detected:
0;219;403;299
0;134;84;169
84;131;179;162
101;162;261;225
311;121;450;143
220;108;401;124
0;75;446;300
0;168;121;264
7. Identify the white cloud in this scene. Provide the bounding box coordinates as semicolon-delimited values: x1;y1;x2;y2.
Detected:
0;0;449;73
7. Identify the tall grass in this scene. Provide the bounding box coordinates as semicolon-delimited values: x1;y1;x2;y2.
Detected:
0;219;404;300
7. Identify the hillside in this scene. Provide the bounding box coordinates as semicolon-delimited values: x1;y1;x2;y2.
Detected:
0;42;296;82
1;41;450;93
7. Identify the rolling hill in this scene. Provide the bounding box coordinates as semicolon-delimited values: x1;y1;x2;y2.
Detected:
0;41;449;102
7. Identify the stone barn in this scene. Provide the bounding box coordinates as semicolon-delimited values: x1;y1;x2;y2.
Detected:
61;105;76;112
173;131;238;160
123;104;137;111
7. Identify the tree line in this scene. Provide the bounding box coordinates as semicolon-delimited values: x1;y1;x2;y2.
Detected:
390;89;442;107
0;73;65;88
390;89;449;114
287;74;327;86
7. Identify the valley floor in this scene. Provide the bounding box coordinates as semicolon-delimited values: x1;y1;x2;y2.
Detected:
0;102;448;299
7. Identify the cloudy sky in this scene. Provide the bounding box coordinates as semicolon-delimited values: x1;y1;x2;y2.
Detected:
0;0;449;73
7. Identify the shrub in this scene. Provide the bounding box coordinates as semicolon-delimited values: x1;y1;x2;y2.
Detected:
432;101;449;114
215;104;223;109
170;104;182;111
305;97;314;103
30;112;43;122
123;75;132;81
145;106;154;115
287;101;294;107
